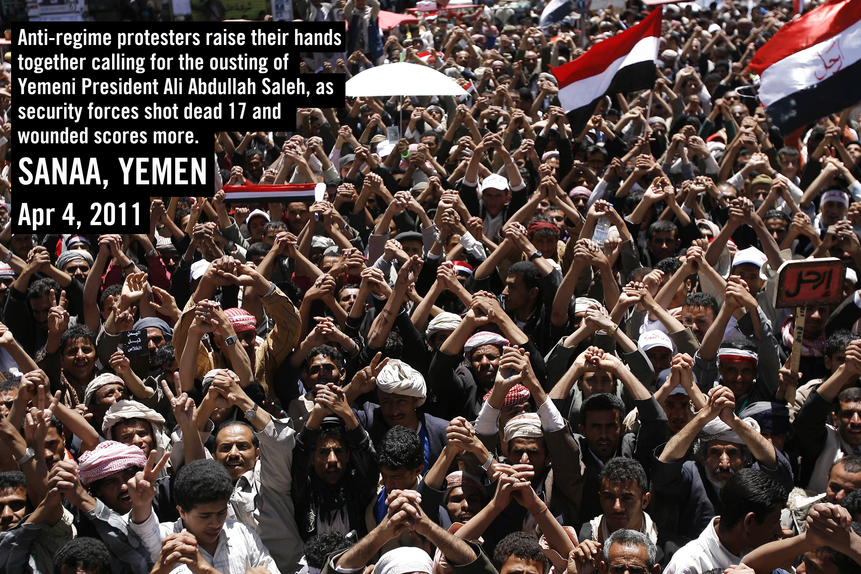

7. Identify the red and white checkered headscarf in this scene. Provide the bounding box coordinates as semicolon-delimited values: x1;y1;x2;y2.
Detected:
464;332;509;355
445;471;484;493
78;441;148;486
224;308;257;333
483;384;531;407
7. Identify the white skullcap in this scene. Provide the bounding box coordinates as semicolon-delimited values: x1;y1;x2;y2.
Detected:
427;312;462;336
732;246;767;269
574;297;602;315
639;330;674;352
376;359;427;406
503;413;543;444
699;417;760;445
190;259;209;281
479;173;510;194
247;208;270;222
375;547;433;574
847;268;858;285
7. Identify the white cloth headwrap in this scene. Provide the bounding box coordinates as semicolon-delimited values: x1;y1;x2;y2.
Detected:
102;399;171;460
375;547;434;574
376;359;427;407
426;312;462;336
464;332;509;354
503;413;543;444
699;417;761;445
574;297;602;315
84;373;125;407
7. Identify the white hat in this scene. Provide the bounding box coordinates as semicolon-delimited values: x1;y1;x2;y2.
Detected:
190;259;209;281
247;209;270;223
479;173;510;194
822;189;849;208
732;246;767;269
639;330;674;352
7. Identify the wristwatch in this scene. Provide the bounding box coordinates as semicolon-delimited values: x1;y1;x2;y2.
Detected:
529;251;543;261
224;335;237;347
245;404;258;421
15;447;35;467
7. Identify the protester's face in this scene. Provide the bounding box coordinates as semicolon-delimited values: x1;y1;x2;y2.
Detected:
826;461;861;503
320;255;340;274
0;487;28;531
746;505;784;549
797;551;841;574
92;467;139;514
146;328;167;364
545;210;566;231
502;273;535;314
647;231;679;261
455;50;471;66
779;153;800;178
64;259;91;284
761;431;787;454
179;500;229;548
446;485;484;522
579;369;613;399
305;355;344;387
579;410;622;461
821;200;847;226
378;390;420;429
482;187;509;217
824;349;846;374
44;426;65;470
0;388;16;418
287;202;311;234
509;437;548;471
523;51;538;69
732;263;763;294
470;344;501;388
847;143;861;163
572;195;589;214
645;347;672;374
599;478;650;533
0;277;11;306
421;136;440;155
500;556;545;574
663;394;692;434
10;235;33;259
401;239;423;259
718;359;756;399
30;294;53;329
313;436;349;484
681;305;715;343
112;419;155;457
246;155;264;178
764;217;788;245
215;425;259;483
837;401;861;448
731;105;748;124
61;337;98;381
701;440;743;490
600;541;653;574
248;216;267;243
94;383;125;408
381;465;423;493
337;288;359;313
587;152;607;172
806;305;831;339
531;235;558;261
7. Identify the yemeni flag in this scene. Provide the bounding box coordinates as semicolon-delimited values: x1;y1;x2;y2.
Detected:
540;0;574;29
552;7;662;135
222;182;325;203
748;0;861;136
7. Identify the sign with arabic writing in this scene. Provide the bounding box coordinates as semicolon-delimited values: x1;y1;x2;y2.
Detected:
774;258;846;308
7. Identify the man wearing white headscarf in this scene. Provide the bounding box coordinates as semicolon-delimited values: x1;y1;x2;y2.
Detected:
354;359;451;466
653;385;794;539
102;399;172;463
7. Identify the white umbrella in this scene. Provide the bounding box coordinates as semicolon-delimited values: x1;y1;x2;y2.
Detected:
346;62;468;97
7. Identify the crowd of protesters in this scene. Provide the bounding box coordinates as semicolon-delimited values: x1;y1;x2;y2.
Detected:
2;0;861;573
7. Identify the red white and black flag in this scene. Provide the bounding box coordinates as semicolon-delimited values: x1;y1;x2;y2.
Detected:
748;0;861;136
552;7;662;135
221;182;324;203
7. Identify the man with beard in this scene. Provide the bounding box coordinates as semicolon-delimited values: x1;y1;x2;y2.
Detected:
653;385;792;538
664;469;787;574
55;249;93;286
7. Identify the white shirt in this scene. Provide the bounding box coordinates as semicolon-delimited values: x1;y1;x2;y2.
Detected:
664;517;741;574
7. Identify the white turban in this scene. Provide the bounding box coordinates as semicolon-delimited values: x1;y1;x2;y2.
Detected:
574;297;602;315
426;312;462;337
375;547;433;574
376;359;427;407
503;413;543;444
699;417;760;445
464;332;509;354
84;373;125;407
102;399;171;460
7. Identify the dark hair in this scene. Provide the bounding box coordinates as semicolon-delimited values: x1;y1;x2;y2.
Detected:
49;414;64;437
217;420;260;449
718;469;787;529
832;456;861;479
173;459;234;511
508;261;541;292
155;343;176;367
306;345;345;372
377;426;424;471
719;337;759;353
684;292;719;316
655;257;683;276
625;190;645;215
60;325;97;352
247;242;272;259
581;393;625;423
777;146;800;161
53;537;111;574
303;532;355;569
383;331;404;360
763;209;791;225
317;424;348;455
841;490;861;519
100;284;122;311
647;220;678;241
245;148;265;162
586;145;609;161
0;470;26;492
420;131;441;146
599;457;648;492
825;331;861;358
492;531;550;572
0;377;19;392
26;277;60;304
264;220;288;234
838;388;861;409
